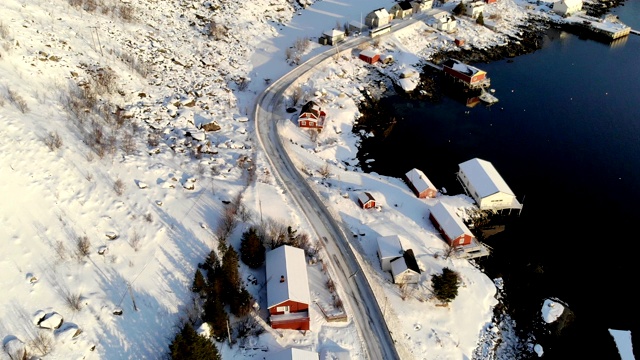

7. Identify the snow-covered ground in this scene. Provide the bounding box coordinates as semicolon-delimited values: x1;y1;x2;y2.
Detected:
0;0;633;359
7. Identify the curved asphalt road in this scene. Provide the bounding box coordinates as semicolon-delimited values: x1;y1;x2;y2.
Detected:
253;17;430;360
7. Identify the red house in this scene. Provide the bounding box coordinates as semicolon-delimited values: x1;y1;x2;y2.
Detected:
404;168;437;199
359;49;380;64
429;202;475;247
485;0;497;3
266;245;310;331
357;192;376;209
454;38;465;46
442;58;490;89
298;101;326;130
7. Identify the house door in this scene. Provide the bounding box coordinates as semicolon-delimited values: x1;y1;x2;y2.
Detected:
283;306;290;314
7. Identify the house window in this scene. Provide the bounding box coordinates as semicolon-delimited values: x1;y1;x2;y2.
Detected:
459;238;464;245
276;306;290;313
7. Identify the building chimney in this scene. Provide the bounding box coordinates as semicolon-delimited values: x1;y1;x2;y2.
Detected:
280;275;285;283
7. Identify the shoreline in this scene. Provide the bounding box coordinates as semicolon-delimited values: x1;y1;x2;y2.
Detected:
350;2;629;358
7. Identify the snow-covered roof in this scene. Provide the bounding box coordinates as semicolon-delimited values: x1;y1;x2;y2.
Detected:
390;250;420;276
444;59;485;77
377;235;404;259
405;168;435;193
429;202;472;240
266;245;310;309
360;49;379;58
323;29;345;38
372;8;390;18
358;191;375;205
458;158;515;199
266;347;319;360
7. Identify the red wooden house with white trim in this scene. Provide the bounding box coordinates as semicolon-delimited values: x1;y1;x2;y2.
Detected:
357;192;376;209
298;101;326;130
266;245;311;330
429;202;475;247
404;168;437;198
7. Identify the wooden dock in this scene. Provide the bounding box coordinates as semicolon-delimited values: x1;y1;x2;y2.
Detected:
631;29;640;36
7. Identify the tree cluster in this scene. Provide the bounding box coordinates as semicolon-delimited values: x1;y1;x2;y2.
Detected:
192;247;253;342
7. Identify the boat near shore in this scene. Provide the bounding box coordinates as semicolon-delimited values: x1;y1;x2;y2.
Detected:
479;89;499;104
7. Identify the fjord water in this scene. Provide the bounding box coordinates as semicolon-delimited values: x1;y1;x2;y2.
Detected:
357;3;640;359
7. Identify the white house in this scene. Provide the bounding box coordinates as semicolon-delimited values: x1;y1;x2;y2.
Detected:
457;158;522;212
411;0;434;13
377;235;404;271
365;8;391;28
390;1;414;20
424;9;457;32
390;249;421;284
266;347;319;360
553;0;583;16
464;1;485;19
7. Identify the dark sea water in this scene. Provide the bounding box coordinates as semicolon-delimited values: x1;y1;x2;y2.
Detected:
356;2;640;359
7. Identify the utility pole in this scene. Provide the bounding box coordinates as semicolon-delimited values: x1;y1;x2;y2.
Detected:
128;283;138;311
89;26;104;57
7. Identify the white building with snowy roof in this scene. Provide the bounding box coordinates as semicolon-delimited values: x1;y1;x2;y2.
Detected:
457;158;522;212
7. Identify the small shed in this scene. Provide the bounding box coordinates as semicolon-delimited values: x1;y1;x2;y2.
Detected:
357;192;376;209
391;249;421;284
429;201;475;247
359;49;380;64
377;235;404;271
455;38;465;46
464;1;485;19
404;168;437;198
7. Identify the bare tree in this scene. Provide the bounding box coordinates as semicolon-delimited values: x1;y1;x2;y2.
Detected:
130;230;142;251
291;85;304;106
76;235;91;258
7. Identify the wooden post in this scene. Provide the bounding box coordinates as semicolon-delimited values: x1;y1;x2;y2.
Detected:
226;319;231;346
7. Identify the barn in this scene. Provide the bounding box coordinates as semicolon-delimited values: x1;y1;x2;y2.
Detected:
357;192;376;209
266;245;311;331
442;58;490;89
429;202;475;247
457;158;522;212
404;168;437;198
359;49;380;64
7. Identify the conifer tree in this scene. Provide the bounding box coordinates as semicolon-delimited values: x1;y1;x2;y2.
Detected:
240;227;265;268
476;12;485;26
221;246;241;304
431;267;461;303
169;322;221;360
202;298;229;341
230;287;253;317
192;269;207;296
